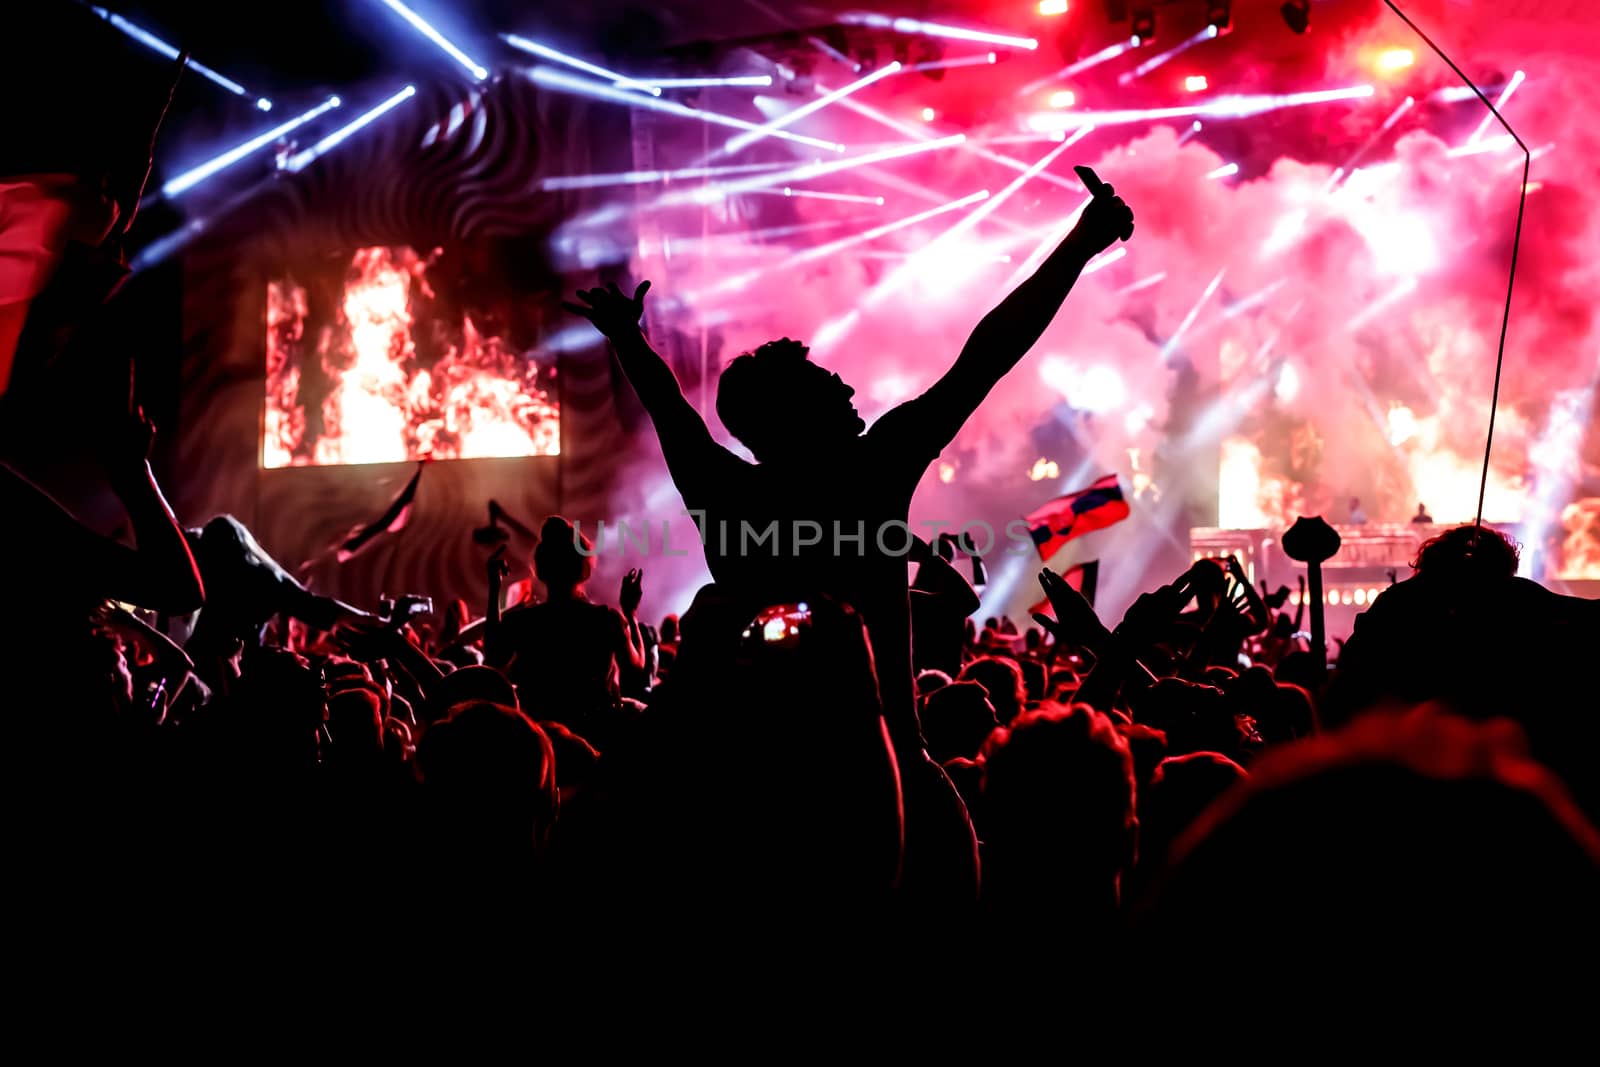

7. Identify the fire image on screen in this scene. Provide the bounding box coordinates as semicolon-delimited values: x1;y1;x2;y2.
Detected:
264;246;560;467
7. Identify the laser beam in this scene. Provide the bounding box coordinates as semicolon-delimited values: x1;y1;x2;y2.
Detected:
503;34;659;94
751;188;887;204
1027;84;1375;132
1205;162;1239;180
1117;26;1219;85
539;160;796;190
1160;268;1227;359
285;86;416;172
1019;38;1140;95
163;95;342;198
839;13;1038;50
902;52;999;74
1468;69;1524;144
830;94;1084;192
631;75;773;88
725;63;902;153
527;67;843;151
673;134;966;205
88;6;271;108
376;0;487;80
1323;95;1414;191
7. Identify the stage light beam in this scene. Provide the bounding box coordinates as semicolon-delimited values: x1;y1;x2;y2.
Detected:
1039;0;1069;14
376;0;488;81
1468;69;1525;144
725;63;902;153
1027;84;1374;132
1019;37;1140;95
527;67;844;152
1185;75;1208;92
88;6;270;108
503;34;659;94
633;75;773;88
1050;90;1077;108
285;86;416;172
839;13;1039;50
1119;26;1220;86
1205;162;1238;180
163;95;342;198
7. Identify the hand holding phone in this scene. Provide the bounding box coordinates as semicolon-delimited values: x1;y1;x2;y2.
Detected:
1071;164;1135;243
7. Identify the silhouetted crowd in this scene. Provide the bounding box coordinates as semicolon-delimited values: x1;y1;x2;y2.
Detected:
6;166;1598;1012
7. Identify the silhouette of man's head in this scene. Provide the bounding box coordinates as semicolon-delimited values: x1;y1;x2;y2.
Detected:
1412;524;1519;581
717;338;864;462
533;516;593;590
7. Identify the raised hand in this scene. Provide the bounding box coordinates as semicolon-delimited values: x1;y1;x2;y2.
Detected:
620;568;643;615
101;406;157;487
487;544;509;585
1115;575;1193;649
1068;185;1135;257
1032;567;1111;651
562;280;651;339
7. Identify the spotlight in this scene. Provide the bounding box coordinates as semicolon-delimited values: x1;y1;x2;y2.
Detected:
1185;75;1208;92
1206;1;1231;34
1039;0;1069;13
1050;89;1076;108
1281;0;1310;35
921;106;937;121
1131;8;1156;42
1377;48;1415;73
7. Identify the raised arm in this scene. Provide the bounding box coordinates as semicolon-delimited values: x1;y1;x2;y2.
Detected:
105;410;205;614
878;189;1134;457
564;281;713;453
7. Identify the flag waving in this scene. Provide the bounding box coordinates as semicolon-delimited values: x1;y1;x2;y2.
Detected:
1026;476;1129;560
336;460;426;563
1028;560;1100;617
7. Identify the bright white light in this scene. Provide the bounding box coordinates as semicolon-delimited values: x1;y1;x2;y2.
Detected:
1355;210;1437;275
1039;0;1069;14
921;107;937;121
725;62;902;153
633;75;772;88
257;98;273;112
285;86;417;172
1050;90;1077;108
89;6;266;105
165;95;342;197
1377;48;1414;72
1275;362;1300;404
840;13;1038;50
528;67;843;152
1028;84;1374;132
377;0;488;81
1206;161;1239;180
504;34;658;94
1039;359;1127;413
1186;75;1209;92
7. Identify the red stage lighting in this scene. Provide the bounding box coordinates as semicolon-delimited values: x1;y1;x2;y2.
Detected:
1205;1;1231;34
1185;75;1208;92
1131;8;1156;42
